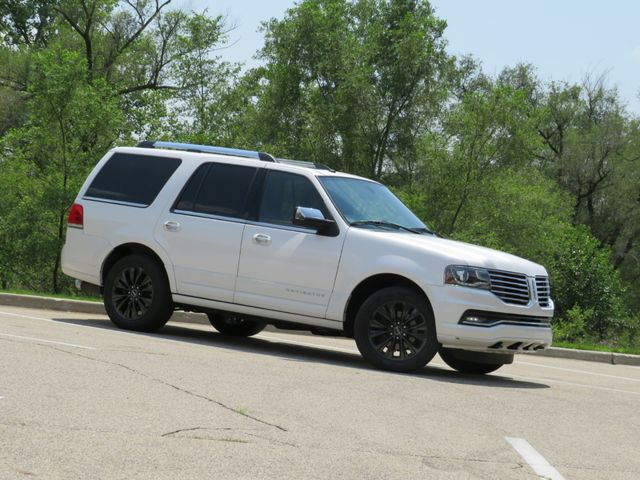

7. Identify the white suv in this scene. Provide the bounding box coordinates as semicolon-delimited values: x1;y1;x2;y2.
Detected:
62;141;553;374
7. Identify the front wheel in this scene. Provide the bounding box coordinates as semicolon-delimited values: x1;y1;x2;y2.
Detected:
438;347;507;375
207;314;266;337
104;254;173;332
354;287;438;373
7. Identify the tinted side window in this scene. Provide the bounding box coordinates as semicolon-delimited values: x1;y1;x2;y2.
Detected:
191;163;257;218
85;153;181;206
174;163;208;212
259;171;328;226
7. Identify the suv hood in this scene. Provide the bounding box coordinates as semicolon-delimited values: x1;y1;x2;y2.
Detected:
367;230;548;276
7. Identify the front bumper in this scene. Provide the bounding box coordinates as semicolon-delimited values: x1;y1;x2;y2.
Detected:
427;284;553;353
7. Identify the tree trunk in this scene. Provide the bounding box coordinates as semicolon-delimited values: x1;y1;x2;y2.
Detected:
52;209;65;293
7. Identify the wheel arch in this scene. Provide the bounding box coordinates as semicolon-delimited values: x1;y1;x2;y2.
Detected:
101;243;173;291
343;273;434;337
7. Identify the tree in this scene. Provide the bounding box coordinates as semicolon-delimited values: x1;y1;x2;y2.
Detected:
243;0;449;177
0;0;56;46
413;63;542;236
168;12;241;142
0;46;122;291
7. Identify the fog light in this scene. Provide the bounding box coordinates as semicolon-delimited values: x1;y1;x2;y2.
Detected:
460;312;495;326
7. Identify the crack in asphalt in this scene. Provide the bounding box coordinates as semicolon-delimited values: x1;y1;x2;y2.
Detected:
162;426;298;447
13;340;288;432
162;427;208;437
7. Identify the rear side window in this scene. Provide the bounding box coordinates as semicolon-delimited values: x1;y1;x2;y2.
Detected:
85;153;181;206
175;163;257;219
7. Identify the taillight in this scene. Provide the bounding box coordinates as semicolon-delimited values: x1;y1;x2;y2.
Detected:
68;203;84;229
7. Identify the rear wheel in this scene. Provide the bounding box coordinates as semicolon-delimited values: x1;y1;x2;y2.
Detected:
104;254;173;332
439;347;506;375
207;314;266;337
354;287;438;373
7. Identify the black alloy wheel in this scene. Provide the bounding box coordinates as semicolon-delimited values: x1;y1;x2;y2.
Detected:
104;254;173;332
111;266;153;319
354;287;438;373
368;300;428;360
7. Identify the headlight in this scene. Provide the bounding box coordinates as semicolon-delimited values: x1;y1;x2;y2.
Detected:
444;265;491;290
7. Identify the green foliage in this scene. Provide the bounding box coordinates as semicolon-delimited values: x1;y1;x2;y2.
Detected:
169;12;239;139
1;44;122;292
547;226;627;339
0;0;55;46
552;305;590;343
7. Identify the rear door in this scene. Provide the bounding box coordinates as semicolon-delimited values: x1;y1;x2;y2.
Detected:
154;162;258;303
235;170;346;318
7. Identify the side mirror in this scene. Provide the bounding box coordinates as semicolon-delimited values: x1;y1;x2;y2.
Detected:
293;207;337;236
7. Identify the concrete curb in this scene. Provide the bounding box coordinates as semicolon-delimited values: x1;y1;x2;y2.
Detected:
1;292;639;366
527;347;640;366
0;292;209;325
536;347;620;365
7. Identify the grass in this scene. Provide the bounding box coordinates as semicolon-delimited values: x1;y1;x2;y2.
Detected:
216;437;250;444
553;341;640;356
0;288;101;303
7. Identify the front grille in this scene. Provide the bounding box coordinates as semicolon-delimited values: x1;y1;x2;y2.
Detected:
535;276;551;307
488;270;530;305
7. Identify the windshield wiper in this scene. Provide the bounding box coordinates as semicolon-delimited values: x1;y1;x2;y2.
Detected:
350;220;425;234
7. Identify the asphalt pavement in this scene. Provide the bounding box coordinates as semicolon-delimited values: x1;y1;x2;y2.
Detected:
1;305;639;479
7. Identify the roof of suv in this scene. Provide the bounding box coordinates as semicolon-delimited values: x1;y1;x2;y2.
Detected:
120;140;367;181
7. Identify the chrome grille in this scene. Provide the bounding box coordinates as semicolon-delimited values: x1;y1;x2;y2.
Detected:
488;270;530;305
535;276;551;307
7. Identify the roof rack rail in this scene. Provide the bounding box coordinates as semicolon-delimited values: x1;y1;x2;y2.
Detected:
278;158;335;172
136;140;276;162
136;140;335;171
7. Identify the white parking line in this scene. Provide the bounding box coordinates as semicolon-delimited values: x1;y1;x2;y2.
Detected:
0;310;61;322
0;309;189;346
0;332;96;350
508;372;640;396
505;437;566;480
516;360;640;383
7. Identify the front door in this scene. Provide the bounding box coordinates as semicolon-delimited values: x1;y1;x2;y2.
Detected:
235;170;345;318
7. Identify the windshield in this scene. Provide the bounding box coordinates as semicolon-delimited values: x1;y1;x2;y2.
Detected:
319;176;428;232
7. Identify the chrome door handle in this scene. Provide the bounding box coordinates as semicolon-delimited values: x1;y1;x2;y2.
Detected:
253;233;271;246
163;220;181;232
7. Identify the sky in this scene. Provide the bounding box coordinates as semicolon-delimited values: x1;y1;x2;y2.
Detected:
181;0;640;114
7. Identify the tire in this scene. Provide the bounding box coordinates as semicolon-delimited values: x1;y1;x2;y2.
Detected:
207;313;266;337
104;254;173;332
439;347;505;375
354;287;438;373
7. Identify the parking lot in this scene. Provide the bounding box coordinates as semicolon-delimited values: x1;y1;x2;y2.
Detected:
1;304;639;479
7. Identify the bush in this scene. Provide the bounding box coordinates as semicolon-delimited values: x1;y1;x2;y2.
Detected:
546;225;628;340
552;305;590;342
